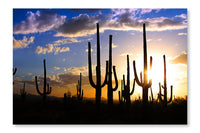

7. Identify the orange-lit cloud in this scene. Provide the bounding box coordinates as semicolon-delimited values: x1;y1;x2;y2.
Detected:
13;36;35;49
178;33;187;36
35;44;70;55
169;51;187;65
54;67;60;70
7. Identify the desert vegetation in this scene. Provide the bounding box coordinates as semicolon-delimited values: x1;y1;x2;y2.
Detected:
13;23;187;124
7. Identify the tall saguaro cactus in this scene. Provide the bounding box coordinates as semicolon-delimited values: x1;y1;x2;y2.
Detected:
158;55;173;106
106;35;118;105
76;73;83;101
88;23;108;105
133;23;153;104
35;59;52;103
20;82;26;102
121;55;136;104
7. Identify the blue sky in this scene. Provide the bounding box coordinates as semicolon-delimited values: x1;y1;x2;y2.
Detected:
13;8;187;98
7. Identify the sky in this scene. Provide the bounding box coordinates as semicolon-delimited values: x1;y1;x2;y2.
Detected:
13;8;187;100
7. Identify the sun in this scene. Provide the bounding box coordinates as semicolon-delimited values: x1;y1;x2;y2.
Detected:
148;55;176;97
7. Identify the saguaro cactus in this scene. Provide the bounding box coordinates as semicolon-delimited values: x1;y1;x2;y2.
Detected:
121;55;136;104
133;23;152;104
88;23;107;105
13;67;17;84
106;35;118;105
20;82;26;102
118;91;121;103
158;55;173;106
35;59;52;103
76;73;83;101
13;68;17;75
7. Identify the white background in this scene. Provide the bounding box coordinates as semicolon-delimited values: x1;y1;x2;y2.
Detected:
0;0;198;132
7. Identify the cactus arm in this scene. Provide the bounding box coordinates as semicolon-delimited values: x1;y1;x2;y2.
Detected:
145;79;152;89
161;85;165;90
111;66;118;91
35;76;43;95
88;42;97;88
150;87;154;101
167;85;173;103
133;61;143;86
101;61;108;88
129;79;136;95
158;82;164;102
46;84;52;94
140;71;143;84
123;74;126;88
118;91;121;102
13;68;17;75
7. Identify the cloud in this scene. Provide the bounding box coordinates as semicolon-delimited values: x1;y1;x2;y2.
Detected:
54;38;80;46
169;51;187;65
140;9;154;14
112;43;117;48
60;47;70;53
54;11;187;37
85;48;93;52
120;53;133;56
13;36;35;49
35;44;54;54
13;10;66;34
67;66;88;75
175;14;187;19
35;44;70;55
54;67;60;70
54;14;100;37
147;39;152;42
178;33;187;36
14;9;187;38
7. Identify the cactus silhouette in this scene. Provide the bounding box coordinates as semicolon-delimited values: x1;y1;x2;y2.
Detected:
121;55;136;104
120;80;125;102
35;59;52;104
13;67;17;84
76;73;83;101
158;55;173;106
64;91;71;104
149;87;154;102
106;35;118;104
20;82;26;102
13;68;17;75
133;23;152;104
88;23;108;105
118;91;121;103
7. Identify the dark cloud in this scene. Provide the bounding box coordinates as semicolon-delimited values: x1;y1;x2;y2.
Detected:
54;11;187;37
54;14;102;37
13;9;187;37
13;10;66;34
169;52;187;65
70;9;103;13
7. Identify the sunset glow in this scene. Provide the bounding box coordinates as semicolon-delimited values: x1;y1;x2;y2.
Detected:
13;8;187;101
